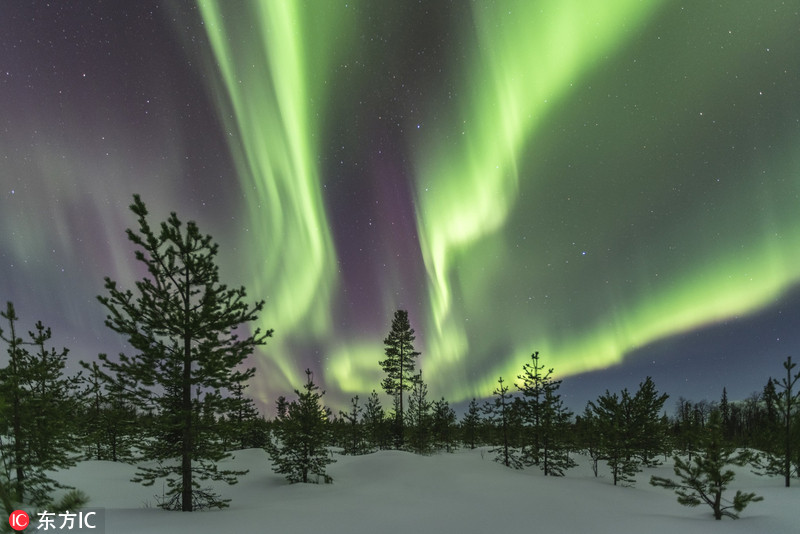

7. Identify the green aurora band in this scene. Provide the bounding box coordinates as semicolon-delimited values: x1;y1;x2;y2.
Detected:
195;1;800;405
197;1;356;397
413;0;670;394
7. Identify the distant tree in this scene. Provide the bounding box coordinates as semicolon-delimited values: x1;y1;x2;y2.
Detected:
574;404;601;477
379;310;421;448
590;389;640;486
363;390;388;450
431;397;458;453
516;351;548;466
221;382;268;450
719;387;731;439
339;395;366;455
651;410;763;520
516;351;575;476
755;357;800;486
631;376;669;466
484;377;522;469
775;357;800;487
0;303;85;509
267;369;334;483
460;398;482;450
405;373;432;454
95;195;271;510
539;387;577;476
77;361;137;462
674;397;706;459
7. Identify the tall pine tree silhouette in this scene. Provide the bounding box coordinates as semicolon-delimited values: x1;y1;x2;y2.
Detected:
96;195;271;511
379;310;420;448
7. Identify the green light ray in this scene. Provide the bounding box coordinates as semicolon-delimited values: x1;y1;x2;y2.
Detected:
196;1;358;390
414;0;668;393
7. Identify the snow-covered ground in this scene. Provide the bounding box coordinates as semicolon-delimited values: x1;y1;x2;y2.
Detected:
53;448;797;534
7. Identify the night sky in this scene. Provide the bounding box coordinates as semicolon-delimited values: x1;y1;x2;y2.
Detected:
2;1;799;414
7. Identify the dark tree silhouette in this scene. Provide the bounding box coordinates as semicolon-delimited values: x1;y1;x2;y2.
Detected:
0;303;84;509
267;369;334;484
379;310;420;448
651;410;762;520
96;195;270;510
484;377;522;469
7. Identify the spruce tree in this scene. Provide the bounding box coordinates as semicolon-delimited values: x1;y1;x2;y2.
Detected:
379;309;420;448
95;195;271;510
651;410;763;520
484;377;522;469
267;369;334;483
0;303;86;509
460;398;482;450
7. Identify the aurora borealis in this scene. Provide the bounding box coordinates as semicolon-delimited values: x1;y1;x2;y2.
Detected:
2;1;799;412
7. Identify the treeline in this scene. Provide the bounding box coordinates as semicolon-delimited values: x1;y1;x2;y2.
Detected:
1;196;798;519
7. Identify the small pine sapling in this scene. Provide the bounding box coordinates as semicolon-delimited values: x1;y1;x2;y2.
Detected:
267;369;335;484
650;410;763;520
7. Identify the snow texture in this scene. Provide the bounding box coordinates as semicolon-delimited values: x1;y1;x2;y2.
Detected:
52;448;797;533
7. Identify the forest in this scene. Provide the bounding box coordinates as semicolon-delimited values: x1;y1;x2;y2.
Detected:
1;197;798;523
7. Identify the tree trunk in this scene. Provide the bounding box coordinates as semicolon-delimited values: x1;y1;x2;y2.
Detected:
182;331;193;511
9;321;25;502
784;357;793;488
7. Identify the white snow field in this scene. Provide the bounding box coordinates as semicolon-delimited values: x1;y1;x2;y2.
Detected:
54;447;797;534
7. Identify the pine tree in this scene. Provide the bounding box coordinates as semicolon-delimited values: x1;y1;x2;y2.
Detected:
339;395;365;455
539;386;577;476
719;387;732;441
363;390;388;451
774;357;799;486
516;351;575;476
460;398;482;449
484;377;522;469
267;369;335;483
516;351;548;466
95;195;271;510
405;373;432;454
651;410;763;520
675;397;702;459
575;404;601;477
631;376;669;467
0;303;84;509
379;310;421;448
431;397;458;453
77;361;137;462
755;357;800;486
222;382;268;450
590;389;640;486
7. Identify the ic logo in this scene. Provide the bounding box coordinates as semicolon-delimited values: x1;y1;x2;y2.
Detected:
9;510;29;531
